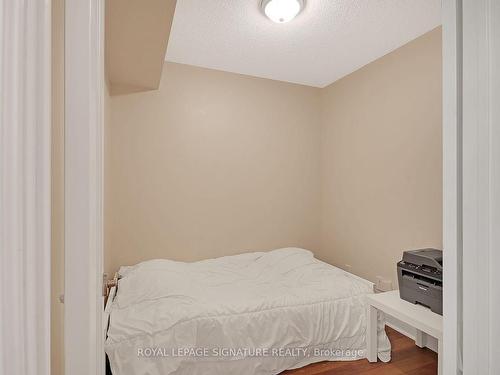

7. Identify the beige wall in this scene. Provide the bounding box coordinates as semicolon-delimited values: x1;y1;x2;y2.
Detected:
319;27;443;286
106;0;177;95
105;63;322;275
105;29;442;286
51;0;65;374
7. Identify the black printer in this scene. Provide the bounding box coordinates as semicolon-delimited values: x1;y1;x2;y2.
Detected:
397;248;443;315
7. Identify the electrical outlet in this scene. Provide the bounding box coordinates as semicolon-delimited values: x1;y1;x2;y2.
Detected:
375;276;393;292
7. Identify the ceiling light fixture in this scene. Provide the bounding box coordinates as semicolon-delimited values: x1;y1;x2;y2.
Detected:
261;0;305;24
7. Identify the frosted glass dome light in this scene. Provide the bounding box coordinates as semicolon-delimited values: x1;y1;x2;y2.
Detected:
261;0;305;23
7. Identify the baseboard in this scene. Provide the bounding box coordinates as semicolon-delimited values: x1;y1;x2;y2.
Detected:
385;314;438;353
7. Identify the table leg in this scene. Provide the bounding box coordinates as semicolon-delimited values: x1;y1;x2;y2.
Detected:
438;338;442;375
415;329;424;348
366;305;378;362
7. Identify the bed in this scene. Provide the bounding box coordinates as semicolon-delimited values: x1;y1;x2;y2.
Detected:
105;248;391;375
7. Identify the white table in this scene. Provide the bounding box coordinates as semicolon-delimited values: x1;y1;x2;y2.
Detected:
366;290;443;375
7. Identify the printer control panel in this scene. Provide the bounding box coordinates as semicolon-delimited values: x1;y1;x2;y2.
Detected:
398;261;442;280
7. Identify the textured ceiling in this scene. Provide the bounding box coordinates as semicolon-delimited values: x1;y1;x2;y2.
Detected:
166;0;441;88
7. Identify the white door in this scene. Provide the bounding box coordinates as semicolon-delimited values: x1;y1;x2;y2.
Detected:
443;1;500;374
0;1;52;374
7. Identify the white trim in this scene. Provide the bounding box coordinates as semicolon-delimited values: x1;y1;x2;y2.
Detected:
462;1;499;374
0;1;52;374
442;0;463;374
64;0;105;374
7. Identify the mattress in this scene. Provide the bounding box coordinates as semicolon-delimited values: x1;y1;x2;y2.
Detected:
105;248;391;375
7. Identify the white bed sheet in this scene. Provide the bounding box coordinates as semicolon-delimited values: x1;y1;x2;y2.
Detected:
105;248;391;375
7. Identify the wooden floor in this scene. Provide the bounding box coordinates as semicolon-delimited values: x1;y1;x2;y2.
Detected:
282;327;438;375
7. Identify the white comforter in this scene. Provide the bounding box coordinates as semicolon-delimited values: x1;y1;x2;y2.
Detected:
105;248;391;375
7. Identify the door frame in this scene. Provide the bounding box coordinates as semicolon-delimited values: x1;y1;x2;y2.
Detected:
442;0;462;374
443;1;500;374
64;0;105;374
